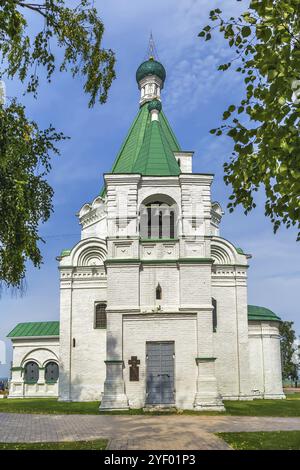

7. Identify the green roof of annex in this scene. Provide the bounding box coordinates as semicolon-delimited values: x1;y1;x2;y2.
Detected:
247;305;281;322
7;321;59;338
7;307;281;338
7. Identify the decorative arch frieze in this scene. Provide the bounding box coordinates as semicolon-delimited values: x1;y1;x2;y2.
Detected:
211;236;247;266
69;238;107;267
78;196;106;228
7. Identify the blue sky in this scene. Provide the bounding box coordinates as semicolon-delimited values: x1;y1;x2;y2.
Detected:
1;0;299;377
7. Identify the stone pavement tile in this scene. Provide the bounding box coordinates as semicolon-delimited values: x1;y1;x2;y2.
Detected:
107;439;131;450
1;413;300;449
128;431;231;450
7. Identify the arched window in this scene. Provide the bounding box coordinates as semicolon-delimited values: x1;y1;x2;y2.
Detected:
24;361;39;383
141;201;176;239
212;298;217;332
45;362;59;383
95;303;107;329
156;283;162;300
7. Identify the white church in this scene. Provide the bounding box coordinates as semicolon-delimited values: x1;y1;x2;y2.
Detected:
7;54;285;410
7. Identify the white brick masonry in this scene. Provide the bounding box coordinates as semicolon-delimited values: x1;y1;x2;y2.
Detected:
123;314;197;409
9;337;59;398
8;109;285;407
248;321;285;399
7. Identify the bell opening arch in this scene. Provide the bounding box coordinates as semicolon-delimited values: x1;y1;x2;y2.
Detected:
139;194;178;239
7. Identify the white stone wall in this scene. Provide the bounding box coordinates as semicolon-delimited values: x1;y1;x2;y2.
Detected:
67;287;107;401
211;237;252;400
123;314;197;409
59;276;107;401
248;321;285;399
140;264;179;311
174;152;193;173
58;238;108;402
212;284;240;398
180;264;211;309
211;280;252;399
9;338;59;398
107;264;140;310
55;168;284;407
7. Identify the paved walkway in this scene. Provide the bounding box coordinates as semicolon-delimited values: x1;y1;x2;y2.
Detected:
1;413;300;450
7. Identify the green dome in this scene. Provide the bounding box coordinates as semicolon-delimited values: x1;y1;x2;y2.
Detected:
136;58;166;83
148;99;162;112
248;305;281;322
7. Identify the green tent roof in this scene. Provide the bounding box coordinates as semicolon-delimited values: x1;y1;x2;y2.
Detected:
247;305;281;322
133;118;181;176
101;103;181;194
7;321;60;338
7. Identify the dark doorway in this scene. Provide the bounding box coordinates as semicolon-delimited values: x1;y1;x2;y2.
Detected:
146;341;175;405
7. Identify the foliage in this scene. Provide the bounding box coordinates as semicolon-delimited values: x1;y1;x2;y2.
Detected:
218;431;300;450
279;320;298;380
0;101;65;287
0;0;115;106
199;0;300;240
0;1;115;288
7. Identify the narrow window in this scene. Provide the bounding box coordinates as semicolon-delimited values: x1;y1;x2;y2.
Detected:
159;210;163;239
177;158;181;168
212;298;217;332
156;283;162;300
170;211;175;239
45;362;59;383
147;207;152;239
24;361;39;383
95;303;107;329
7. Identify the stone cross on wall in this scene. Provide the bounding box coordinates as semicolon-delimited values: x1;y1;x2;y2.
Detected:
128;356;140;381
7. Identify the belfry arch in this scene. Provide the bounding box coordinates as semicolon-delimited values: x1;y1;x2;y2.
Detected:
139;194;178;239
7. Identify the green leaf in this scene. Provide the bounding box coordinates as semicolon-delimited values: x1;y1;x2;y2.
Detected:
241;26;251;38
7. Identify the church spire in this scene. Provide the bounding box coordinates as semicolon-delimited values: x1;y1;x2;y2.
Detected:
147;32;159;61
136;35;166;106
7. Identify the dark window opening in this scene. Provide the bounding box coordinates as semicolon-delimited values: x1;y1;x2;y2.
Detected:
156;283;162;300
177;158;181;167
24;361;39;383
212;297;217;332
147;207;152;239
144;202;176;240
170;211;175;238
45;362;59;383
159;211;163;239
95;303;107;329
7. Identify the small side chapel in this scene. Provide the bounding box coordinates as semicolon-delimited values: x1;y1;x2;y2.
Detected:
8;50;285;409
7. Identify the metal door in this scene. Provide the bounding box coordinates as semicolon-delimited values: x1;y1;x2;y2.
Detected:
146;342;175;405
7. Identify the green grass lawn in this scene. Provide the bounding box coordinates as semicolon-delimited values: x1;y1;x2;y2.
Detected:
0;398;100;414
0;439;107;450
0;394;299;416
223;396;300;417
218;431;300;450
